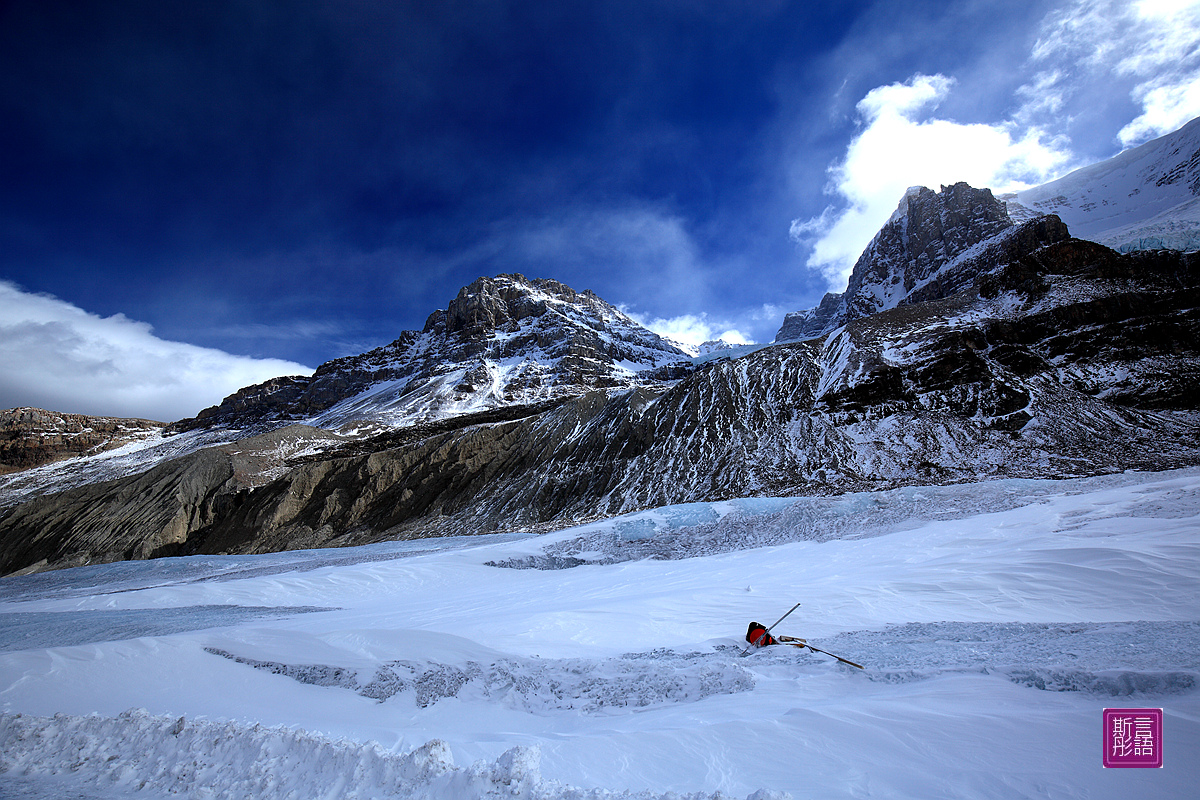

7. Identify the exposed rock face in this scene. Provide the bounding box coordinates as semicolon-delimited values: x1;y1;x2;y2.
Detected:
0;408;164;475
169;274;688;434
0;424;344;574
4;236;1199;576
776;183;1066;341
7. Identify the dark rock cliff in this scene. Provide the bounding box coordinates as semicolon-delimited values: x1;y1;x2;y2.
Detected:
0;408;164;475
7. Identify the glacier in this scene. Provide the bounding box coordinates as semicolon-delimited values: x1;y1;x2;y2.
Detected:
2;467;1198;799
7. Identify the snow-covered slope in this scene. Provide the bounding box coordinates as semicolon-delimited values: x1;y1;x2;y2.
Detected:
0;426;240;512
1005;115;1200;253
2;468;1197;799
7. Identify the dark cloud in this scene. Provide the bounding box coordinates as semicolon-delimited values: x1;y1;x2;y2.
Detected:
0;0;1180;412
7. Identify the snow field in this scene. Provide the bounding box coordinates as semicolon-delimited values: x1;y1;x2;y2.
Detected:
2;469;1199;798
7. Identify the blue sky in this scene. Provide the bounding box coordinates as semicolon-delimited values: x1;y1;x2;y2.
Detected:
2;0;1199;421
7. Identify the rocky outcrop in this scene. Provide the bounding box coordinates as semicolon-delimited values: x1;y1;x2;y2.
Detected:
777;183;1069;341
169;274;687;434
0;424;346;575
0;446;237;574
5;236;1200;576
0;408;164;475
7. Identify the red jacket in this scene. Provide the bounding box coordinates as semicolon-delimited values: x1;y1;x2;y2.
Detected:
746;623;777;646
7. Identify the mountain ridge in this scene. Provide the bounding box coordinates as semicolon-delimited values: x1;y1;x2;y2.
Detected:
5;122;1200;575
0;408;164;476
3;233;1198;575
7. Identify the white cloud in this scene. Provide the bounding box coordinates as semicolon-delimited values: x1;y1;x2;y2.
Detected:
1121;75;1200;145
750;303;784;323
1024;0;1200;146
0;281;312;422
793;74;1073;288
622;309;750;351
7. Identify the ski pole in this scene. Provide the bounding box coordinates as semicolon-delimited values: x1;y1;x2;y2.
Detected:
799;643;864;669
741;602;801;656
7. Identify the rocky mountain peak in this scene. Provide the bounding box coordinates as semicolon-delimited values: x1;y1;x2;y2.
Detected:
777;182;1061;342
429;274;610;338
881;182;1012;268
169;274;688;434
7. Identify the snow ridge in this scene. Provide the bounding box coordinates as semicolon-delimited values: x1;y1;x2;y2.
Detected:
0;709;785;800
204;646;755;712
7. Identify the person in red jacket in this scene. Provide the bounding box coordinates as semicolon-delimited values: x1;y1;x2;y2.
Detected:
746;621;808;648
745;621;778;647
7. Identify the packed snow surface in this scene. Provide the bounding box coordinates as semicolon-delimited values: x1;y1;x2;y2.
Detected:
2;469;1199;799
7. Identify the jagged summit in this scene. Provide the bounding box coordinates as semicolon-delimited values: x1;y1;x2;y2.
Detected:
434;275;601;336
776;182;1068;342
170;273;688;434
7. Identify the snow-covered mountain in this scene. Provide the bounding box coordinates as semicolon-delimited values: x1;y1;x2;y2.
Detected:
170;273;689;435
1004;115;1200;253
3;228;1199;575
5;123;1200;576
